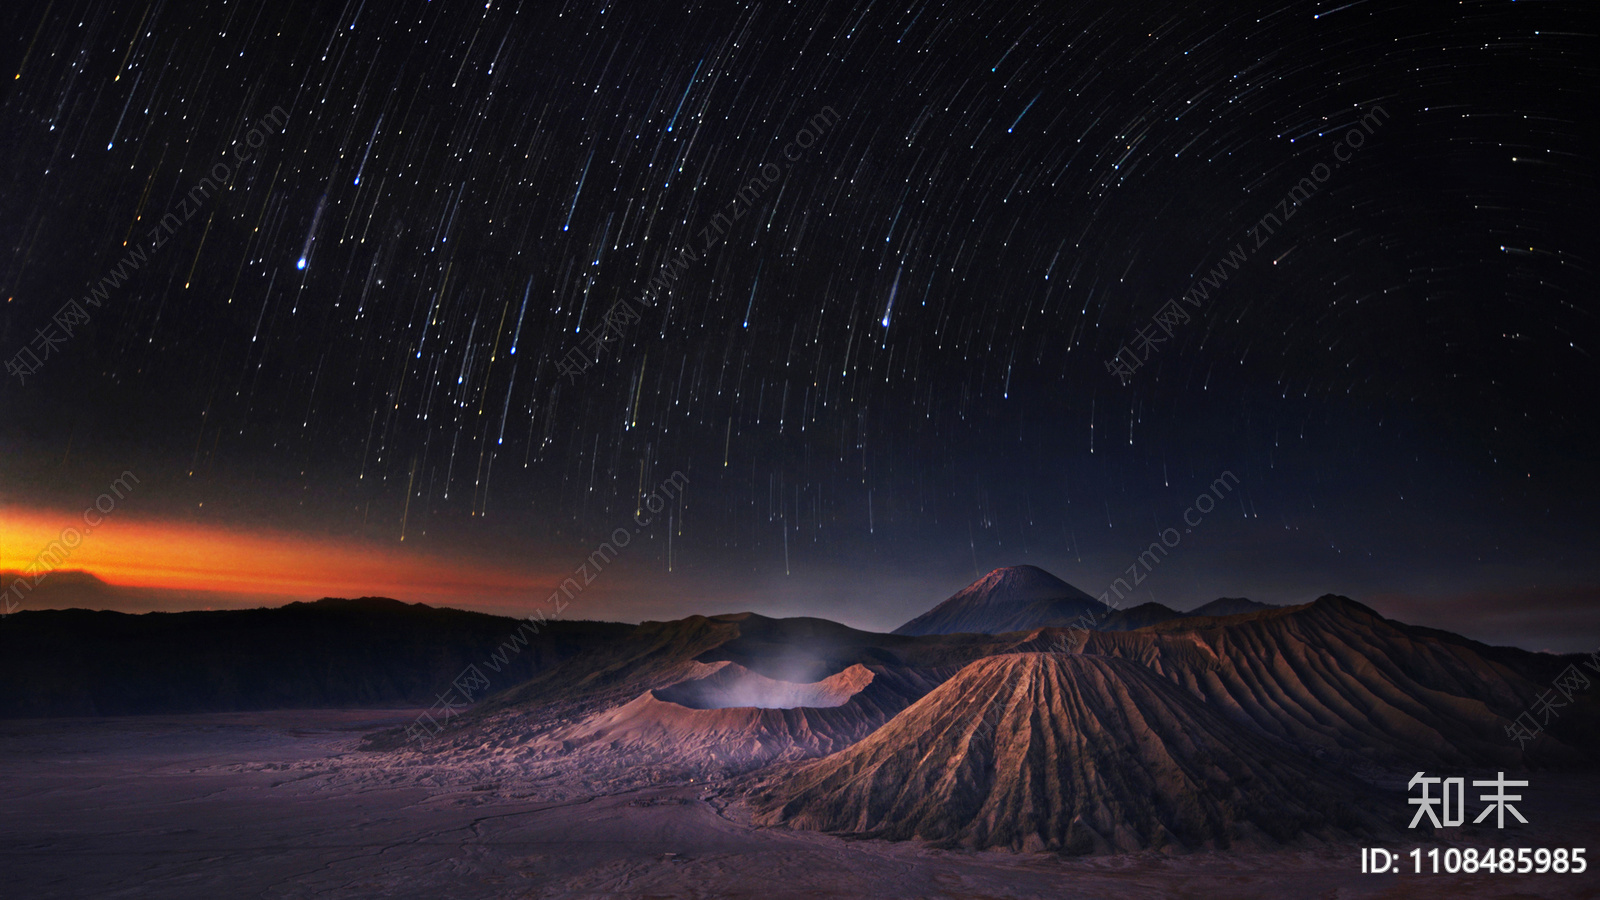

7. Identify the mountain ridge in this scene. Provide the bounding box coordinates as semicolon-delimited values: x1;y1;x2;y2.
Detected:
891;565;1283;635
752;652;1391;852
0;600;630;717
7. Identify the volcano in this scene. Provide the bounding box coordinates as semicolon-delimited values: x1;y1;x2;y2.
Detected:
753;652;1386;852
542;660;955;771
1075;595;1597;768
892;565;1104;635
891;566;1287;636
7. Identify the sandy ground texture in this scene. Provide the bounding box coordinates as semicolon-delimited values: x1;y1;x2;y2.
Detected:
1;711;1598;899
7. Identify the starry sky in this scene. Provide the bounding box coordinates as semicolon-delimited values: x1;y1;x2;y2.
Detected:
1;0;1595;650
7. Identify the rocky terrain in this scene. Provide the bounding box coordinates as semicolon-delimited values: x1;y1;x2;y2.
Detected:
543;661;956;770
6;566;1598;898
752;653;1388;852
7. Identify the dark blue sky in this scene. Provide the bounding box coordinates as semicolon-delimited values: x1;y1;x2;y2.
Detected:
2;0;1595;651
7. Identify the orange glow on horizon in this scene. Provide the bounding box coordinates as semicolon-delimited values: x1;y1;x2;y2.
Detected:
1;507;544;604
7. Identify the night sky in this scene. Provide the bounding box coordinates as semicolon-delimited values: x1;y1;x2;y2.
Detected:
2;0;1595;650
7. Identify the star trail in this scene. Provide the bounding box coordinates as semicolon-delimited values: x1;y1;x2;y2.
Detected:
1;0;1595;643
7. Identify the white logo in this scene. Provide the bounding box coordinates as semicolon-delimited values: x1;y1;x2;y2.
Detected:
1408;772;1528;829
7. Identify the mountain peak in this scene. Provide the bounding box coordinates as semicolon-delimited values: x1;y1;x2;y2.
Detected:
892;565;1101;636
1308;594;1381;619
755;652;1387;851
1188;597;1276;618
966;565;1073;599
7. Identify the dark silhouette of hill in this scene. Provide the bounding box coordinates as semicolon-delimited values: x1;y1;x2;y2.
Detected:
890;565;1283;635
753;653;1389;852
1;570;123;608
0;598;628;717
1188;597;1273;617
1076;596;1282;631
0;569;238;615
1097;602;1183;630
0;569;286;614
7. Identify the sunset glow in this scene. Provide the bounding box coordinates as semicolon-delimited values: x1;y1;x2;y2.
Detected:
1;507;543;604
